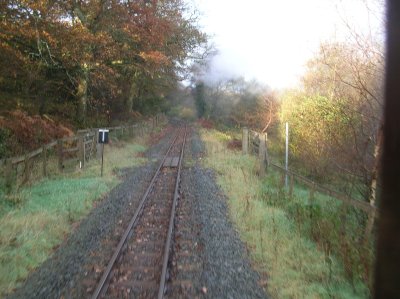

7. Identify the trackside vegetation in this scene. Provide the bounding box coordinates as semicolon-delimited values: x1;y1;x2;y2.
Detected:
0;136;147;296
200;128;370;299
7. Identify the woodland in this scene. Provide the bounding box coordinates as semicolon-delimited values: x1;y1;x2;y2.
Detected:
0;0;207;155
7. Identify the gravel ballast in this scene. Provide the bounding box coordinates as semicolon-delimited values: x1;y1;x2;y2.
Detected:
8;125;268;299
181;130;267;299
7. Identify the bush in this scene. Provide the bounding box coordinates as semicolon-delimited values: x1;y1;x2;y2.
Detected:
0;110;73;157
280;94;361;182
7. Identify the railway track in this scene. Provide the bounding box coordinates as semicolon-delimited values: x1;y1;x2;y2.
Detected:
91;126;187;299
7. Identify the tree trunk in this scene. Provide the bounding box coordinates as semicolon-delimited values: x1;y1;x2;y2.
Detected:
126;79;138;113
77;68;88;124
368;124;383;207
364;124;383;242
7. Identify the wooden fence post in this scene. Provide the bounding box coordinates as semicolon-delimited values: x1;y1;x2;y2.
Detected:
78;135;85;169
340;201;349;237
23;154;31;184
42;145;48;177
265;133;270;169
309;182;316;221
91;130;97;159
83;136;87;164
5;159;14;192
95;129;102;159
259;133;267;177
242;127;249;154
57;139;63;172
309;182;315;202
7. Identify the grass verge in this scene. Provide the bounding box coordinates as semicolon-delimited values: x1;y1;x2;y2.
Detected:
200;128;370;299
0;136;147;297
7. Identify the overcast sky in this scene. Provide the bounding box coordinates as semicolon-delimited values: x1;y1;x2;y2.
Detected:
191;0;384;89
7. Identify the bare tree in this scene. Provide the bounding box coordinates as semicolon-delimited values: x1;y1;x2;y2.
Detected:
299;0;385;205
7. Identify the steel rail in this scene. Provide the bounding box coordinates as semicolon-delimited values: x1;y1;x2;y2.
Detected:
91;129;182;299
157;126;187;299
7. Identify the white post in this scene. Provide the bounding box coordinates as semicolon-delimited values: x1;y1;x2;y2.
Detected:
285;122;289;188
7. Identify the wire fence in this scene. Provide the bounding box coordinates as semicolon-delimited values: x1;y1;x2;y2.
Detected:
242;127;377;242
242;126;377;288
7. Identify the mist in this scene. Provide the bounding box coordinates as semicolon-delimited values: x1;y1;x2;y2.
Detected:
191;0;385;89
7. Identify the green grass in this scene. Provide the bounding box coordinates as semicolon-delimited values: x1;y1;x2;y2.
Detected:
200;128;370;299
0;137;147;297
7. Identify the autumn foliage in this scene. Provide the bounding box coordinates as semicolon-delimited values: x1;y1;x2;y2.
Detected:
0;111;73;157
0;0;207;128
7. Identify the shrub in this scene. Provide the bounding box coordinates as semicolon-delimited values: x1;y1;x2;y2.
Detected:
0;110;73;157
280;94;361;182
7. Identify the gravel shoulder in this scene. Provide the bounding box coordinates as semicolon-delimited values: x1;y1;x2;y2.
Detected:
181;129;267;299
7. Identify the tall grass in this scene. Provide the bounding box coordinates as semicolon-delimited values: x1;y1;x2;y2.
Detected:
200;128;370;299
0;137;147;296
